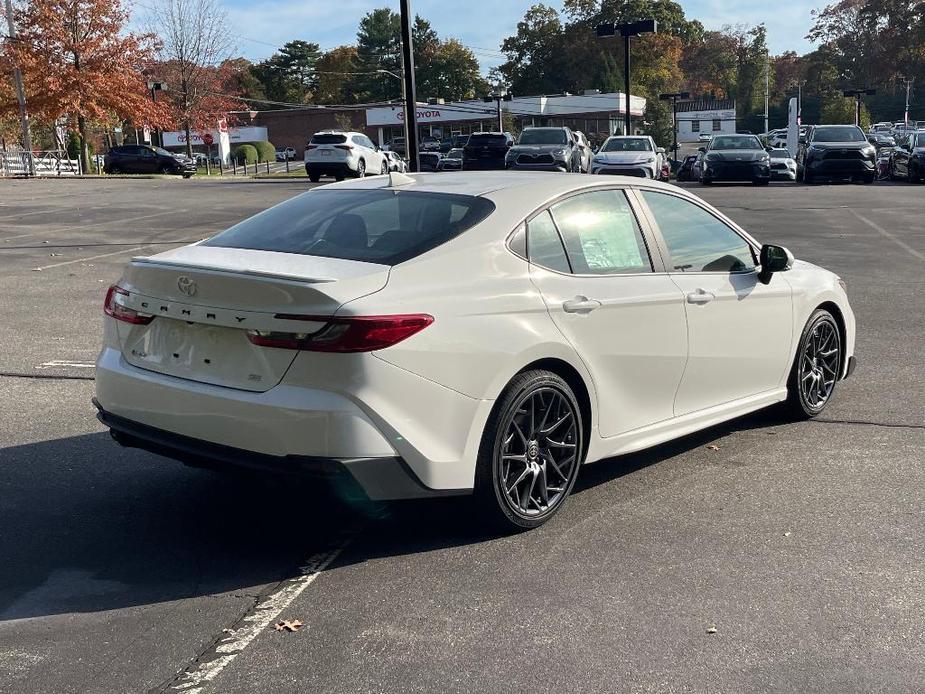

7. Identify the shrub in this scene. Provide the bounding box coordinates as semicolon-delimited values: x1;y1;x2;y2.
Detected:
252;140;276;163
234;144;258;165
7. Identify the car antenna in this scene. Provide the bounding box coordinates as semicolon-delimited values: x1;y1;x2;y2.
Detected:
388;171;415;187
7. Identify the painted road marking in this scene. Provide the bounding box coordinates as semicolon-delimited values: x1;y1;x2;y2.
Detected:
849;209;925;262
32;245;156;271
2;209;188;242
165;537;354;694
35;360;95;370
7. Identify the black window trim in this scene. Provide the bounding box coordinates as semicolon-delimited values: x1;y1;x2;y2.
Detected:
630;186;761;276
506;184;664;277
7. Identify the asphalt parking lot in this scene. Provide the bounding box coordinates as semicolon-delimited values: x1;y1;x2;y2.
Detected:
1;176;923;693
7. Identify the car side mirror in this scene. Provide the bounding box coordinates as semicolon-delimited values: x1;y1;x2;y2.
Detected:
698;147;706;153
656;147;666;154
759;244;794;282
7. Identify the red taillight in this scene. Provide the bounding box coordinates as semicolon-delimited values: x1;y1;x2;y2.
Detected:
306;144;317;150
104;285;153;325
334;144;354;151
246;314;433;352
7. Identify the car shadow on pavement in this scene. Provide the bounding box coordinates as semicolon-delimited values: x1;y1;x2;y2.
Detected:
0;408;792;621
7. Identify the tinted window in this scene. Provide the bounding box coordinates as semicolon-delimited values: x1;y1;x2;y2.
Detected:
915;133;925;147
550;190;651;275
311;133;347;145
467;134;507;146
203;190;494;266
602;138;652;152
709;136;762;150
770;148;790;158
642;191;755;273
527;211;570;273
811;126;866;143
519;129;568;145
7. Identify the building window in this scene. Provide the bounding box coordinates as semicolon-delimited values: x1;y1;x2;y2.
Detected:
712;119;722;131
691;120;700;133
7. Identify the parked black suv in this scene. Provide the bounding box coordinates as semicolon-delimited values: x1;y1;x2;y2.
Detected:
505;127;581;172
104;145;196;177
797;125;876;183
699;134;770;185
462;132;510;171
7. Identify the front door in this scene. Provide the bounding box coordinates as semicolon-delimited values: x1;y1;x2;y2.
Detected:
638;189;793;416
525;189;688;437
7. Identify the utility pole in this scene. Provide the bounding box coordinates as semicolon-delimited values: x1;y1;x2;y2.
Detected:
596;19;657;136
483;88;513;132
147;81;167;147
843;88;876;127
4;0;34;175
764;50;770;134
659;91;690;163
902;77;913;126
398;0;419;172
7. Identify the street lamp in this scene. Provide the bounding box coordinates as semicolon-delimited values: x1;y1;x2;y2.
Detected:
482;88;513;132
843;88;876;127
398;0;420;172
146;81;167;147
659;91;689;163
377;69;410;161
596;19;657;135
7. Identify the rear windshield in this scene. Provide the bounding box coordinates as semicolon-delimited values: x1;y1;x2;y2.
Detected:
602;137;652;152
519;129;568;145
811;126;866;143
310;133;347;145
467;134;507;146
770;148;790;157
202;189;495;266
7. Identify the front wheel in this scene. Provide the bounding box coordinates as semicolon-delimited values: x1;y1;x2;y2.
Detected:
380;161;388;175
783;309;842;419
475;370;584;531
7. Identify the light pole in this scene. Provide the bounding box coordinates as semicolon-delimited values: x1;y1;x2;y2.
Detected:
147;81;167;147
483;88;513;132
659;91;689;163
377;69;410;159
843;88;876;127
4;0;34;175
596;19;657;135
398;0;420;172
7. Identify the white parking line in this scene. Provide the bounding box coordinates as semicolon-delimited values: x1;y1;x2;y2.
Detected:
166;539;351;693
849;209;925;262
35;360;95;369
33;245;156;271
2;209;187;242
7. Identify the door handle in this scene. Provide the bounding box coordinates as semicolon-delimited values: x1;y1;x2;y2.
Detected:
562;296;601;314
686;289;715;305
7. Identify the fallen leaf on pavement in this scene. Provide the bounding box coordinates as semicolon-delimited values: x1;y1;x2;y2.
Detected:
275;620;303;633
706;625;717;634
706;444;721;451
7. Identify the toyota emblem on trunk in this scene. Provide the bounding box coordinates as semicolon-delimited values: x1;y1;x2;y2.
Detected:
177;276;197;296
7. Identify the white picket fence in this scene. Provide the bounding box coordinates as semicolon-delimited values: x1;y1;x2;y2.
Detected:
1;150;81;176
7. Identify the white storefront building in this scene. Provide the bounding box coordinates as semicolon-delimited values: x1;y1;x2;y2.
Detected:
675;99;737;143
365;91;647;147
161;126;269;164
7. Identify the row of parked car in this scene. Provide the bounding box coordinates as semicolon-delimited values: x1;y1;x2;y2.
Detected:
303;127;676;181
675;123;925;185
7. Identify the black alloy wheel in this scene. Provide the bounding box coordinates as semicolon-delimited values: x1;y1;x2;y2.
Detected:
476;370;584;531
784;309;842;419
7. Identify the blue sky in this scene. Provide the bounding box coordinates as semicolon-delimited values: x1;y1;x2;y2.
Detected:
221;0;822;68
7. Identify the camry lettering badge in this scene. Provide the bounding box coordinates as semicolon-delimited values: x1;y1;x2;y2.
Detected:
177;276;197;296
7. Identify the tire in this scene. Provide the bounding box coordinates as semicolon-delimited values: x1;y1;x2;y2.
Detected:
701;178;712;185
308;172;320;182
752;178;770;186
474;370;585;532
355;159;366;178
334;174;345;182
803;169;813;184
862;173;875;184
910;164;922;184
783;309;842;420
380;161;388;175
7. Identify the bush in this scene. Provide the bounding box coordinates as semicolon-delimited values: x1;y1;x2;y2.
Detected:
66;132;93;161
234;144;258;165
236;140;275;163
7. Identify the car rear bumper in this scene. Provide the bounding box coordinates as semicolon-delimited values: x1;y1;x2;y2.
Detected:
463;159;506;170
305;161;355;176
94;346;485;496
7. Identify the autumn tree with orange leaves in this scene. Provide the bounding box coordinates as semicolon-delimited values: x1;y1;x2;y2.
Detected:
1;0;169;170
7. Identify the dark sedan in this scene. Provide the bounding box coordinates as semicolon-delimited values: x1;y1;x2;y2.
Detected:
889;131;925;183
676;154;698;182
699;134;771;185
103;145;197;177
418;152;442;172
798;125;876;184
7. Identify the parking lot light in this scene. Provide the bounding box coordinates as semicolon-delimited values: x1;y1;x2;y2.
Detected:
843;88;876;127
659;91;690;163
596;19;657;135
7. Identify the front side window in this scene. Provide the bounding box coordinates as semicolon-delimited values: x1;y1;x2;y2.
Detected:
549;190;651;275
203;190;495;266
641;191;755;273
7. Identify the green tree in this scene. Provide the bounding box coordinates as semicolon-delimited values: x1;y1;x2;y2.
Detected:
353;8;402;102
315;46;361;103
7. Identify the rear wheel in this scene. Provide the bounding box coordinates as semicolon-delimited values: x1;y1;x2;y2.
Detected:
910;163;922;184
475;370;584;532
380;161;388;175
355;159;366;178
783;309;842;419
308;172;320;182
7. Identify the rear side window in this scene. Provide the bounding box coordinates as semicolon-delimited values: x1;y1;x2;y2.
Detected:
202;190;495;266
311;133;347;145
468;134;507;146
527;211;570;273
549;190;651;275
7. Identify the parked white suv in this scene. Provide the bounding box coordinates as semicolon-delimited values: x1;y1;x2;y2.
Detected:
304;131;388;182
591;135;665;178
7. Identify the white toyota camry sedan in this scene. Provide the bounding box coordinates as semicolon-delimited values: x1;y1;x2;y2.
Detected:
95;172;856;530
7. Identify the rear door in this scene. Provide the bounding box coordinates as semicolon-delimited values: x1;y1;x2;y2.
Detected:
636;189;793;416
526;188;688;437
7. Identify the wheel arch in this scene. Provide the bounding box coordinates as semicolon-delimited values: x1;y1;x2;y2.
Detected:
816;300;847;375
